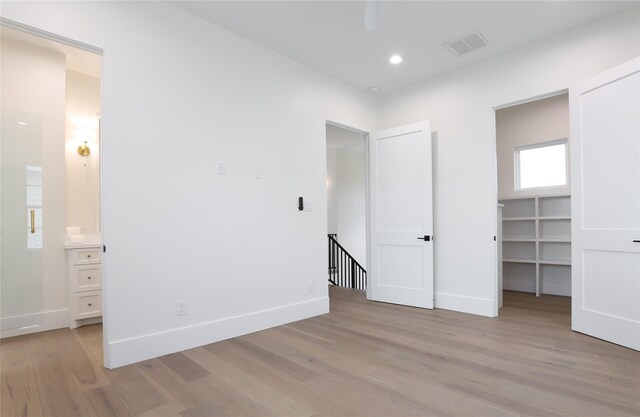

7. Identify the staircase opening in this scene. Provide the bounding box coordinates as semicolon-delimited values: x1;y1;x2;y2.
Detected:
325;122;367;291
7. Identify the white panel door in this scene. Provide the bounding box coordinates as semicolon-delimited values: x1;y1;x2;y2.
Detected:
570;57;640;350
368;121;433;308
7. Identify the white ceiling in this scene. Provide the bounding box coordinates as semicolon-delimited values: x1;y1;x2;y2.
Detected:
1;26;101;78
171;1;637;94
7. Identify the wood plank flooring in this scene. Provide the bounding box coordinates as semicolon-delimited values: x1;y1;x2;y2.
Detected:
2;288;639;417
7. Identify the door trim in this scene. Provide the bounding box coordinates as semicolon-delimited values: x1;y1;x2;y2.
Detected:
0;17;104;55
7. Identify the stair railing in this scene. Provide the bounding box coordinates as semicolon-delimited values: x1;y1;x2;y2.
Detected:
328;234;366;290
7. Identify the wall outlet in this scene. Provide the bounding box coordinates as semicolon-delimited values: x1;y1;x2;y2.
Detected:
217;161;225;175
307;280;314;293
176;300;187;316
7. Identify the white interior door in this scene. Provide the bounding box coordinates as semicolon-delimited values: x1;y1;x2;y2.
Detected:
570;57;640;350
368;121;433;308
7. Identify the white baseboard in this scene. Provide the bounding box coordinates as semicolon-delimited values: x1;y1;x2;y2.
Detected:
107;296;329;369
435;292;495;317
1;309;69;339
504;278;571;297
541;281;571;297
504;277;536;293
70;316;103;329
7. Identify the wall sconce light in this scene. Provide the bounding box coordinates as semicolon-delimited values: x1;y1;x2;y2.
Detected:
77;141;91;156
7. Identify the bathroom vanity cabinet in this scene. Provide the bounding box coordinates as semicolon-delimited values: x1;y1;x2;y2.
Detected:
66;243;103;329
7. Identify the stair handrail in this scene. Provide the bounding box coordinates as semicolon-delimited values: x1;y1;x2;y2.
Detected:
328;234;366;290
328;234;366;272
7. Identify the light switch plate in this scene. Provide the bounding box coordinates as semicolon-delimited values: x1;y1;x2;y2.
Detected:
217;161;225;175
255;167;263;179
303;200;312;212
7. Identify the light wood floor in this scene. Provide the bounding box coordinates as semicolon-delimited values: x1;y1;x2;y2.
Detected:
2;288;639;417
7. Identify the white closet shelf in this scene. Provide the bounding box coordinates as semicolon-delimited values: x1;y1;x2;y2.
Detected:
503;258;537;264
540;259;571;266
499;194;572;297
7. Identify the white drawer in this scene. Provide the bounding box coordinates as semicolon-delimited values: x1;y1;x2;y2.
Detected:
70;265;102;292
70;248;101;265
71;290;102;320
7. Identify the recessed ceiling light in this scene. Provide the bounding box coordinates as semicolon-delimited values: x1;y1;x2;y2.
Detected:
17;121;28;126
369;87;379;93
389;55;402;65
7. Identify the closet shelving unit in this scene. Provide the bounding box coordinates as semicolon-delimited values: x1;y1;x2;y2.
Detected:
499;194;571;297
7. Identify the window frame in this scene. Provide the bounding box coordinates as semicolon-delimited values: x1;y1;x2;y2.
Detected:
514;138;569;192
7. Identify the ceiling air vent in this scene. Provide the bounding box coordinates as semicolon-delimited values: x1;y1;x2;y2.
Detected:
444;30;489;56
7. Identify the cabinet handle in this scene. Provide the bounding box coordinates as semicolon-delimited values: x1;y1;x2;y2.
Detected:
633;240;640;243
87;254;91;258
88;276;91;279
88;303;92;307
30;210;35;234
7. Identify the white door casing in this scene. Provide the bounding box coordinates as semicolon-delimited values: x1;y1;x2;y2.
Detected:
368;121;434;308
570;57;640;350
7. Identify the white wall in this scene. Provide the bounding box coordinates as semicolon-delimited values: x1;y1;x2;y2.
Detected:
378;9;640;316
336;149;366;266
0;38;68;335
326;148;337;235
1;1;376;367
66;70;101;235
497;94;569;199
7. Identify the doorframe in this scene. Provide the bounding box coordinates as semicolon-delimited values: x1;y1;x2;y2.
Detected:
491;88;569;317
0;18;103;55
0;18;111;368
324;120;371;298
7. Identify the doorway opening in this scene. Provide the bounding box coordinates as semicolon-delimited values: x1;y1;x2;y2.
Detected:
325;122;367;293
495;92;572;320
0;24;105;363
